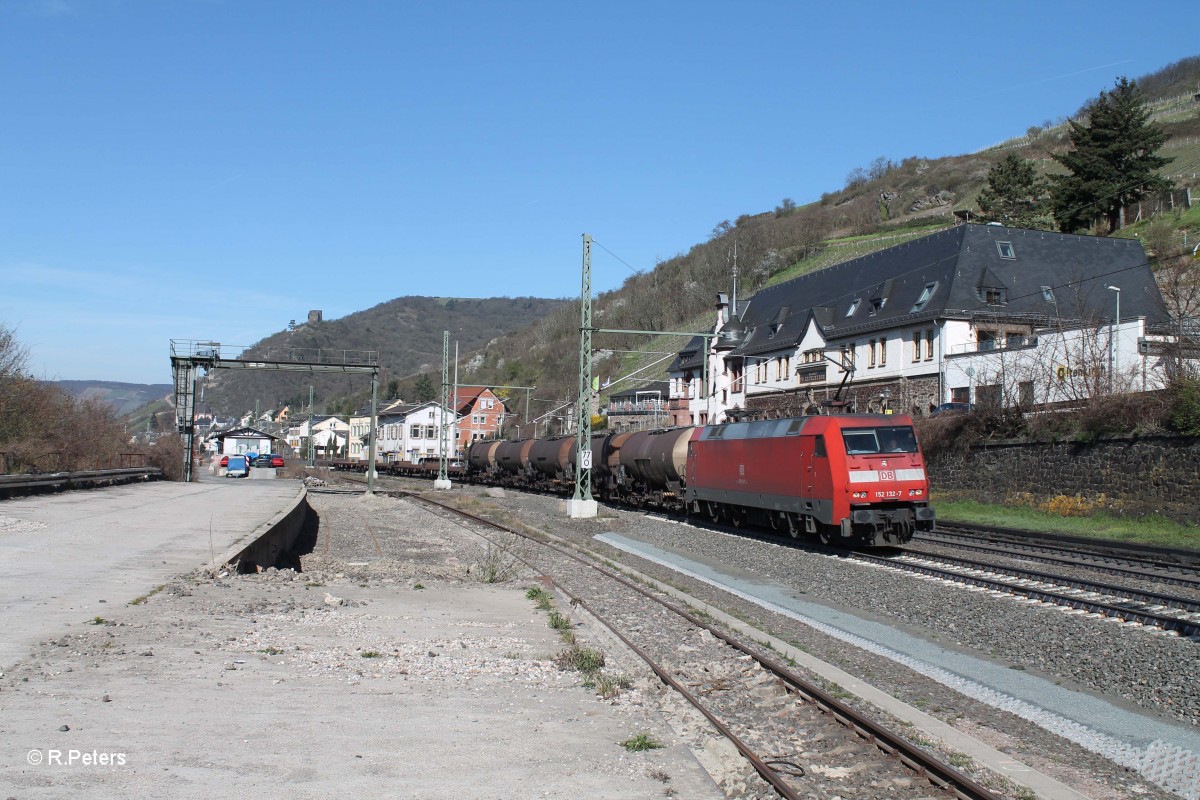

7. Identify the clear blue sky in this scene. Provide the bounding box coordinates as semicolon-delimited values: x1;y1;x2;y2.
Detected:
1;0;1195;384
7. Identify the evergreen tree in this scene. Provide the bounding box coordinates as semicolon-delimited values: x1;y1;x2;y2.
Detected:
976;153;1048;228
413;374;436;404
1049;76;1172;234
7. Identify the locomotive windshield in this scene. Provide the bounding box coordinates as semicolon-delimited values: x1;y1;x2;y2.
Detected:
842;426;918;455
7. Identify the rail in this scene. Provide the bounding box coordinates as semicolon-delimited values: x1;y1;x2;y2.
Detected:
396;487;1003;800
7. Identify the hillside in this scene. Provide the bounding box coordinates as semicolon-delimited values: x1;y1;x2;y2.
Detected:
201;296;569;416
195;57;1200;427
53;380;173;417
436;57;1200;426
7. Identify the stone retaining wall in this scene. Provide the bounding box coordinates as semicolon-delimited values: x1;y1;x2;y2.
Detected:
926;435;1200;523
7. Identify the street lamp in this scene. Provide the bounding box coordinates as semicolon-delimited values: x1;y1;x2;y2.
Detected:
1106;285;1121;394
879;387;891;414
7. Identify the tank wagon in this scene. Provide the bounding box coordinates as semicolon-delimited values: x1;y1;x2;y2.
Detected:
465;413;934;547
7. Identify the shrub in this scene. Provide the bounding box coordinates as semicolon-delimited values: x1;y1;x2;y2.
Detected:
1166;377;1200;435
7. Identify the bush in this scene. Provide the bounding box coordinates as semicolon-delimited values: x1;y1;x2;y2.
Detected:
1166;377;1200;435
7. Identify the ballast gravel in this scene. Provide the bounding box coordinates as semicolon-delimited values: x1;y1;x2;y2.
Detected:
446;480;1196;800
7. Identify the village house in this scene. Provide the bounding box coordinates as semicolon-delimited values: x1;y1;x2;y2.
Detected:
285;415;349;459
349;400;460;463
453;387;508;451
604;381;669;431
668;223;1174;423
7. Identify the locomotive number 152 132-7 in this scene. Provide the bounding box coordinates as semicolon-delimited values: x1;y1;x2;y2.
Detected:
875;490;903;499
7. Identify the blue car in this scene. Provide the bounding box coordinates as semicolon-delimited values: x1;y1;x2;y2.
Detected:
931;402;974;417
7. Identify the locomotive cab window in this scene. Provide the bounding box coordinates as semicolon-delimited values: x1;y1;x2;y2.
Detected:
842;426;917;455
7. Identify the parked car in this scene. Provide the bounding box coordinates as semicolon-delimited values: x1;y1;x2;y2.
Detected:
225;455;250;478
257;454;284;468
931;402;974;417
219;455;229;467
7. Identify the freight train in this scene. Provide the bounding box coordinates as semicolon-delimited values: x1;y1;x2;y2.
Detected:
465;414;934;547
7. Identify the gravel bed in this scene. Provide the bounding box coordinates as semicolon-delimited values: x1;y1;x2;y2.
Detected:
455;501;964;800
901;540;1200;606
417;477;1190;800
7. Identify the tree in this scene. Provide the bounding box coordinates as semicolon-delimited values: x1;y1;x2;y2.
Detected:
1049;76;1172;234
413;374;436;403
976;153;1048;229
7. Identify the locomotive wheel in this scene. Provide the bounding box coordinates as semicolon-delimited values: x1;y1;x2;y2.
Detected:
729;507;746;528
767;513;781;532
707;502;721;523
818;525;833;546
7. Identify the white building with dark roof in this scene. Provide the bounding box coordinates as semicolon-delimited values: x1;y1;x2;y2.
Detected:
669;223;1174;422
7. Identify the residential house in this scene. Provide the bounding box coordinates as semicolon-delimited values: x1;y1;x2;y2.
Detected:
668;223;1172;422
453;387;509;450
605;381;669;431
352;400;460;463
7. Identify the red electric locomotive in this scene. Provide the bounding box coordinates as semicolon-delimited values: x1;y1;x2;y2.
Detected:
685;414;933;546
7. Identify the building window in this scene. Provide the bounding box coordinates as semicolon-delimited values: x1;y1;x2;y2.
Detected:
870;297;885;313
983;287;1006;305
911;282;938;313
951;387;969;403
913;331;922;361
926;329;934;360
996;241;1016;259
879;337;886;367
846;299;861;317
868;339;876;368
1018;381;1034;409
977;384;1002;407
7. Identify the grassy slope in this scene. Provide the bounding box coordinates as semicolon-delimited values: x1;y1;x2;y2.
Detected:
932;496;1199;549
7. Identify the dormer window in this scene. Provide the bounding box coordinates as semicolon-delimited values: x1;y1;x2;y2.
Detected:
982;287;1007;305
910;282;938;313
1041;286;1055;303
846;299;861;317
870;297;886;313
996;241;1016;259
769;306;789;336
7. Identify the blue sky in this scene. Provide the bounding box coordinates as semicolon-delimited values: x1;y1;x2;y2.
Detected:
1;0;1195;384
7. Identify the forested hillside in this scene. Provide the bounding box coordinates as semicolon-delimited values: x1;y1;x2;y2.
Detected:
201;296;568;416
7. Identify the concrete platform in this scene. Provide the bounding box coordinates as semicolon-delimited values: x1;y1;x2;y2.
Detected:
0;478;304;669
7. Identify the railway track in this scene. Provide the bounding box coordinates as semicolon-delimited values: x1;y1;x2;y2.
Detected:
345;480;1005;800
919;524;1200;573
856;548;1200;639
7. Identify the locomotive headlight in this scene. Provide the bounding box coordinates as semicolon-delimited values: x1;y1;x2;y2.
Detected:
908;489;923;496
